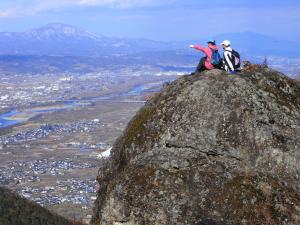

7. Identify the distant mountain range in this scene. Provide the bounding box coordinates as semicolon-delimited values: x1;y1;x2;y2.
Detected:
0;23;299;58
0;23;176;57
211;32;300;58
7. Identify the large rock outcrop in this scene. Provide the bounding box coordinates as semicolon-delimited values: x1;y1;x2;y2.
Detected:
92;68;300;225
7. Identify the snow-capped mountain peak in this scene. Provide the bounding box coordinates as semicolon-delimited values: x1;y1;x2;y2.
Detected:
24;23;104;40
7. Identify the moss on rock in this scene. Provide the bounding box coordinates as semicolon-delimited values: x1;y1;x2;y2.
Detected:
92;69;300;225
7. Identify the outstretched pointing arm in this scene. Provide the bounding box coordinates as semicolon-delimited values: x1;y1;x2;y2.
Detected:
190;45;209;55
193;45;206;53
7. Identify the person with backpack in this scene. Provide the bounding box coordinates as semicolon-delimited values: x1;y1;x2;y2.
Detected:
190;40;222;73
221;40;241;74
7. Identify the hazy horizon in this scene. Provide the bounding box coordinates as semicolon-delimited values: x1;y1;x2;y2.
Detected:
0;0;299;42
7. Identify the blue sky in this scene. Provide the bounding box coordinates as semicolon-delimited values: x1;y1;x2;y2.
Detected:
0;0;299;41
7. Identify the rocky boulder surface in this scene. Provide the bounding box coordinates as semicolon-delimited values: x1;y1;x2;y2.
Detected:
92;68;300;225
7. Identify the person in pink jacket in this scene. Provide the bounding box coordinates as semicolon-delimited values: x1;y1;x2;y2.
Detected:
190;40;220;73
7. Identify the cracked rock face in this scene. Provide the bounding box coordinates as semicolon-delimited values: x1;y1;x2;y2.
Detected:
92;69;300;225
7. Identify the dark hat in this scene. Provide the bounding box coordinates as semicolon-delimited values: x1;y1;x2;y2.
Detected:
207;40;216;45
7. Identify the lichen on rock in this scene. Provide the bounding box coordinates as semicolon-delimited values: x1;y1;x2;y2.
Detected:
92;68;300;225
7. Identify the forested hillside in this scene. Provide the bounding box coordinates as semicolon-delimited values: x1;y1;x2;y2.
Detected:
0;187;74;225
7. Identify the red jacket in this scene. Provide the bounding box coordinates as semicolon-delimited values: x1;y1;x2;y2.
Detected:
193;45;219;70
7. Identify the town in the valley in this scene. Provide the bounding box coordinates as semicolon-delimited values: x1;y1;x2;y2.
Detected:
0;66;182;222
